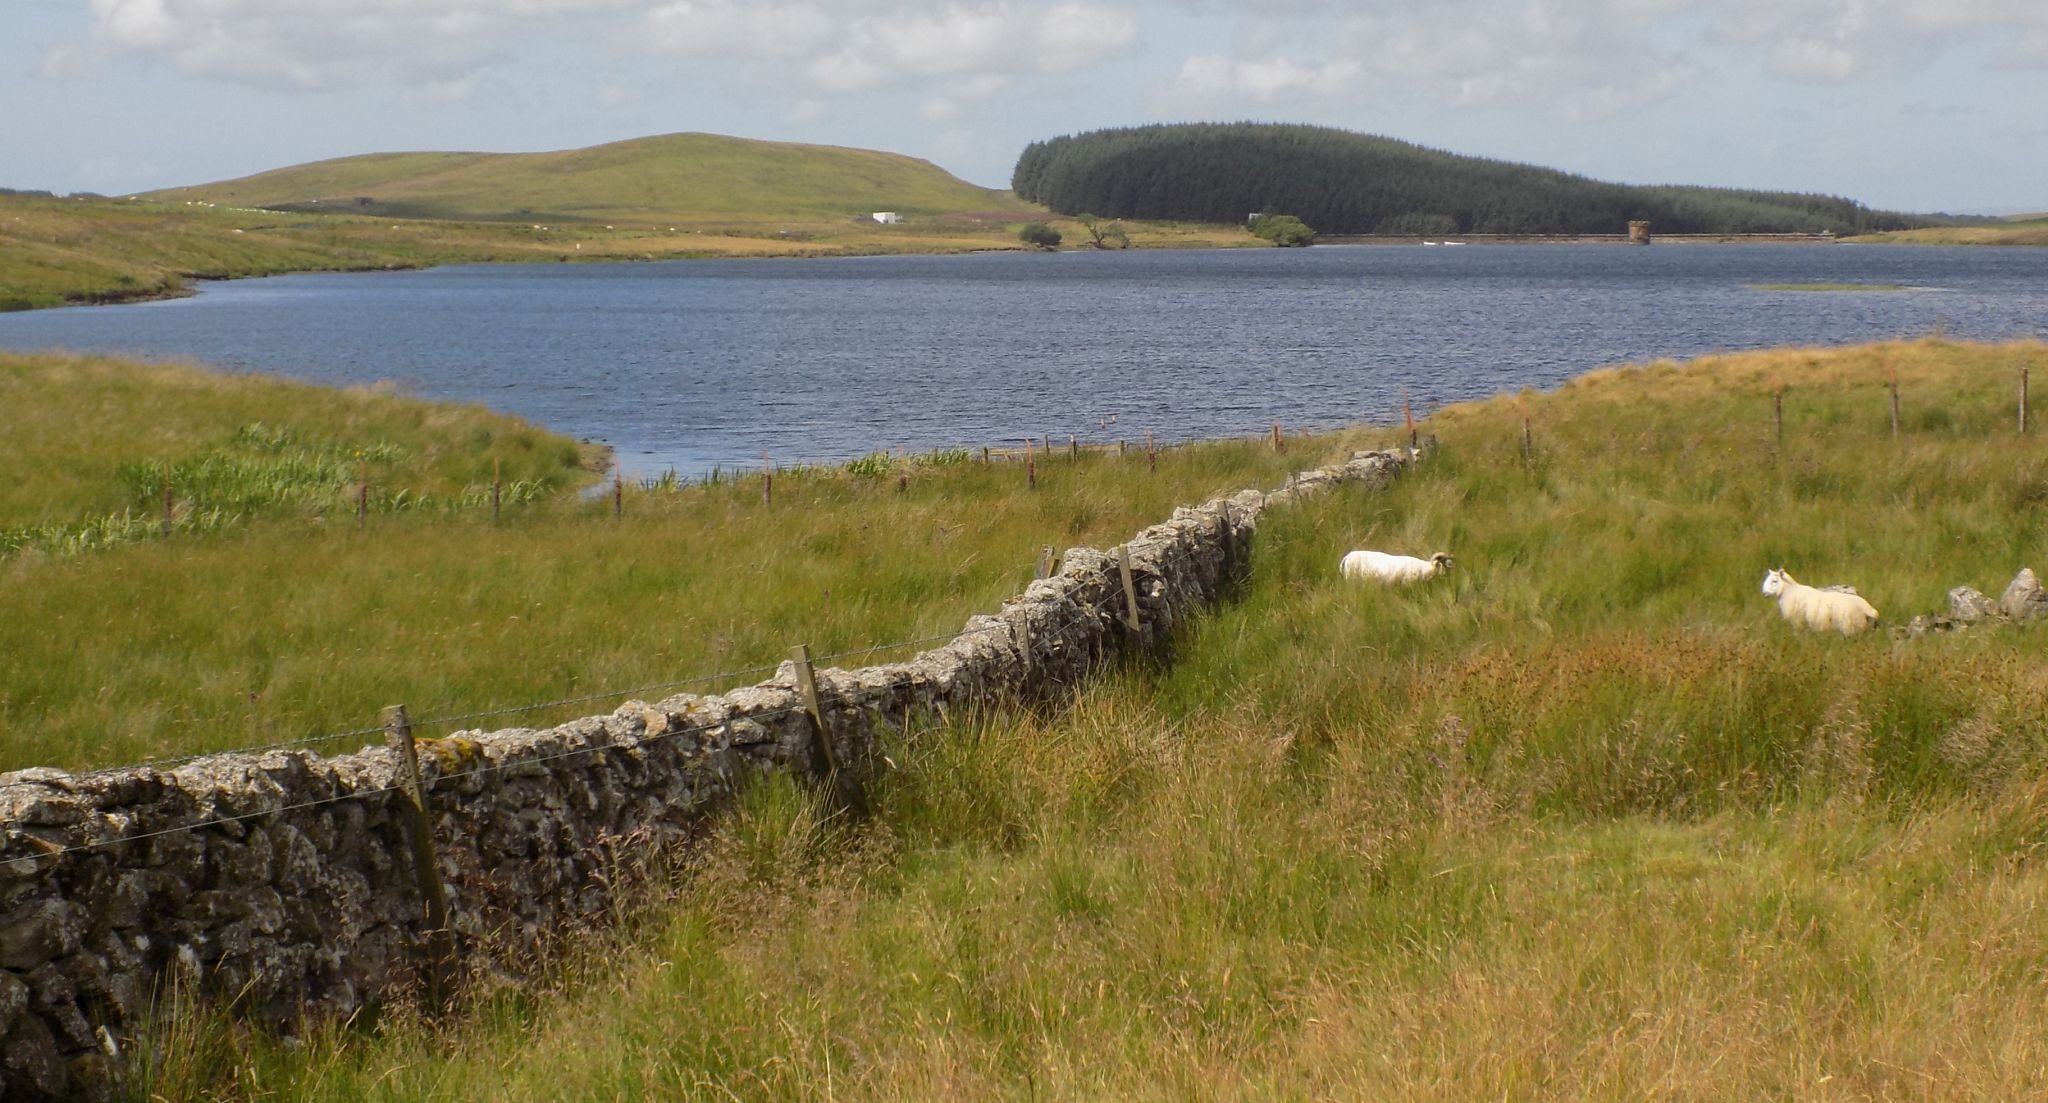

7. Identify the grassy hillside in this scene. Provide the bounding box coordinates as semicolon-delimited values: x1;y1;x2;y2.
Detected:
1;160;1252;312
146;132;1038;224
1014;122;1938;237
0;192;1042;314
1851;212;2048;246
123;337;2048;1100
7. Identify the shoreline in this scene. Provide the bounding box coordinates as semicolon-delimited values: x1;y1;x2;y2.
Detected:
5;205;2020;317
1317;231;1840;246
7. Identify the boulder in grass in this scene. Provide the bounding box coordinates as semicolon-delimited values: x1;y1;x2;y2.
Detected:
1949;585;2000;623
1999;568;2048;623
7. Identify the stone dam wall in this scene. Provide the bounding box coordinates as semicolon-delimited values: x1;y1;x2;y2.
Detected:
0;450;1407;1098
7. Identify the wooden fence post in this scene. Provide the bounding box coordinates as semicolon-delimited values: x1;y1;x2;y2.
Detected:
1889;364;1901;438
1025;438;1037;489
982;446;990;464
2023;365;2031;436
161;477;173;538
1403;391;1417;453
1519;395;1533;462
1119;439;1127;457
1145;431;1156;472
1219;513;1236;581
491;457;502;525
1035;544;1057;580
1774;383;1784;449
382;705;455;1010
1272;421;1284;453
762;453;773;507
791;645;866;814
1069;434;1078;459
613;473;623;518
1117;546;1143;633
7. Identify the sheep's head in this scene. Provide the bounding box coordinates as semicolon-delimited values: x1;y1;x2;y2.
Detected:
1430;552;1454;571
1761;568;1786;597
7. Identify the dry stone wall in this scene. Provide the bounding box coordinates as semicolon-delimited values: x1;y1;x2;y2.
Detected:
0;450;1407;1099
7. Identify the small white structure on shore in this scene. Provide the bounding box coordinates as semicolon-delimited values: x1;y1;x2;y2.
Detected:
872;211;902;224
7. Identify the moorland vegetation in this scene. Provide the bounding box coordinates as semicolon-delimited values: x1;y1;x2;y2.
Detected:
14;339;2046;1099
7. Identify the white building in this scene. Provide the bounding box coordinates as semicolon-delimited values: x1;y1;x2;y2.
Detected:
872;212;902;224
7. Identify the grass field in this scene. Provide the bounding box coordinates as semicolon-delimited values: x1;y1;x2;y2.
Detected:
0;193;1256;314
1849;213;2048;247
107;337;2048;1100
0;132;1271;313
143;133;1038;224
0;351;1338;772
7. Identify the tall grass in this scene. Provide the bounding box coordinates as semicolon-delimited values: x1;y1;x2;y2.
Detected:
0;354;1344;770
0;353;588;527
130;338;2048;1100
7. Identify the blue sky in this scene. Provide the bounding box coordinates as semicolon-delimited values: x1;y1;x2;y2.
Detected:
5;0;2044;214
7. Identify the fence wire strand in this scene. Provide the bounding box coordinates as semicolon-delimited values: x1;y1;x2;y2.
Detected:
78;567;1132;777
30;588;1129;859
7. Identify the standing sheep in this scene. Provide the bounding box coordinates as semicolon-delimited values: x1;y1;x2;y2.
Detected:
1760;568;1879;634
1341;549;1454;584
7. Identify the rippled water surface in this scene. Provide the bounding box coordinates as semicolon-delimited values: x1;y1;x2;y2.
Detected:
3;245;2043;474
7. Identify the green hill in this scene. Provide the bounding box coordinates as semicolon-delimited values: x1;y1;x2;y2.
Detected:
1014;122;1937;236
148;132;1036;223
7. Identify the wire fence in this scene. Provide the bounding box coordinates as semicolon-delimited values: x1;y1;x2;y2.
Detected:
39;590;1133;859
75;557;1150;781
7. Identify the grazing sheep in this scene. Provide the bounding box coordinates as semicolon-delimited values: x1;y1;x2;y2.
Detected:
1760;568;1878;634
1341;549;1454;584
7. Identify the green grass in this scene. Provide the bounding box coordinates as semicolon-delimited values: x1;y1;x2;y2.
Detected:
0;195;1260;316
0;190;1055;313
0;353;590;531
115;337;2048;1100
0;354;1341;771
145;133;1039;224
1848;223;2048;246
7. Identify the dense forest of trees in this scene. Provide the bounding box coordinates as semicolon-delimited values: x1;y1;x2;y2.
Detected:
1012;124;1934;236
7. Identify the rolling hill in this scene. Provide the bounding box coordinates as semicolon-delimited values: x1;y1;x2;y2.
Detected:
148;132;1037;223
1013;122;1938;237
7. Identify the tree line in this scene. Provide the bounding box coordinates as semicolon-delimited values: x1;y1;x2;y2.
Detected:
1012;124;1934;236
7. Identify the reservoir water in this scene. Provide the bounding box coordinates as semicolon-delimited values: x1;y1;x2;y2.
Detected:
2;244;2043;476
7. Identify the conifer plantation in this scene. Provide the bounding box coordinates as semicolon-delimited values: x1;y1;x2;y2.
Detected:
1013;123;1935;236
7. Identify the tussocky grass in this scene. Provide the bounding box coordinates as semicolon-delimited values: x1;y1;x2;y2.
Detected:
132;336;2048;1100
0;352;1346;771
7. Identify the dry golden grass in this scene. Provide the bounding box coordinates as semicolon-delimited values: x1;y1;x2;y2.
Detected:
133;339;2048;1101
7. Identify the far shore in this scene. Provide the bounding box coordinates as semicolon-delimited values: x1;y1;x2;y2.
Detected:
3;190;2034;316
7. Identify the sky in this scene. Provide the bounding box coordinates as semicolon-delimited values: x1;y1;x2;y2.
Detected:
4;0;2045;214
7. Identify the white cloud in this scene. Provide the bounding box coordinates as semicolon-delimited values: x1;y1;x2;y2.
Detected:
647;1;1135;94
44;0;1137;131
1713;0;2048;80
1149;0;2048;120
45;0;634;91
1156;0;1696;118
1164;54;1362;104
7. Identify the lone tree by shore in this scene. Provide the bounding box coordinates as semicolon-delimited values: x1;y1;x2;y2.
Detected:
1018;221;1062;249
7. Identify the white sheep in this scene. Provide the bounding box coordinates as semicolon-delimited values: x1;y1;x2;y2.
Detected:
1341;549;1454;584
1760;568;1878;634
